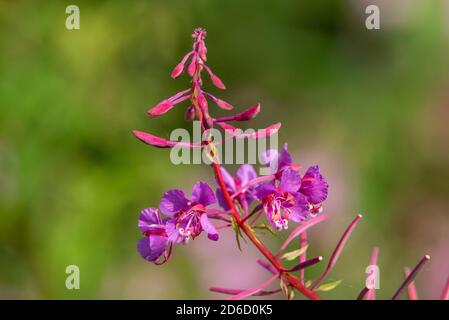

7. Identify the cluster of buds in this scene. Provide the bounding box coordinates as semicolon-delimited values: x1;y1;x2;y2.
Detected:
133;28;448;300
133;28;279;149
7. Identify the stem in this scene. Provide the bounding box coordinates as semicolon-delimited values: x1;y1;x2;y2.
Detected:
299;231;307;284
283;256;323;273
311;214;363;290
365;246;379;300
210;287;282;296
392;255;430;300
442;276;449;300
211;161;320;300
356;287;369;300
404;268;418;300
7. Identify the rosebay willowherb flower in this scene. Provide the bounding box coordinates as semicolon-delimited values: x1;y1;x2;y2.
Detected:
133;28;448;300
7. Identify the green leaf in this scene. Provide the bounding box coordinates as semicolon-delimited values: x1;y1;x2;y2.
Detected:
231;217;243;251
253;223;278;237
315;280;342;292
280;245;309;261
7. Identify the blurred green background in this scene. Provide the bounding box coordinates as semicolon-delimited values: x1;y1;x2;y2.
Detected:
1;0;448;299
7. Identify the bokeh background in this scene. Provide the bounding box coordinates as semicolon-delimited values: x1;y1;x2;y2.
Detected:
1;0;448;299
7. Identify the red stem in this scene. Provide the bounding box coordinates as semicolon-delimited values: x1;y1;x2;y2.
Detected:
442;276;449;300
404;267;418;300
211;161;320;300
299;231;307;284
311;214;363;290
392;255;430;300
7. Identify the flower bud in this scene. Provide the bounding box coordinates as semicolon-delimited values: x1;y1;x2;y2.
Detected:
197;91;208;110
210;73;226;90
235;103;260;121
184;105;196;121
215;98;233;110
171;62;184;79
187;60;197;77
148;100;174;118
133;130;174;148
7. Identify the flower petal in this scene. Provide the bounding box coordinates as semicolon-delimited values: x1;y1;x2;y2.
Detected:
147;100;174;118
191;181;216;207
165;220;185;244
255;183;277;200
137;236;167;262
279;168;301;193
216;188;230;210
278;143;293;171
138;207;160;232
200;214;219;241
300;165;329;204
288;193;309;222
236;164;257;186
159;189;189;215
261;149;279;174
220;167;236;191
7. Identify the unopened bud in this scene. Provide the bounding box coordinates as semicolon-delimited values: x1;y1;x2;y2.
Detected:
184;105;196;121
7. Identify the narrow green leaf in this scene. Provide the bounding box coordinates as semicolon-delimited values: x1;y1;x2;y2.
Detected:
315;280;342;292
280;245;309;261
231;217;244;251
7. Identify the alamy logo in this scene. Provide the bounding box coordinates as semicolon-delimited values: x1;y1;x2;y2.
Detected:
65;265;80;290
365;265;380;290
365;5;380;30
65;5;80;30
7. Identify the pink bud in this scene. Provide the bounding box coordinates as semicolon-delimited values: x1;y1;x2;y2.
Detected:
132;130;173;148
187;61;197;77
210;73;226;90
197;92;208;110
184;105;195;121
203;113;214;129
147;100;174;118
251;122;281;139
215;98;233;110
235;103;260;121
217;122;240;135
171;62;184;79
198;41;207;61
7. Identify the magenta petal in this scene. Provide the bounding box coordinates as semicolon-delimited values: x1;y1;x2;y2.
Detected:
236;164;257;186
191;181;216;207
216;188;230;210
300;165;329;204
159;189;189;215
220;167;236;191
278;143;293;171
288;193;309;222
137;236;167;262
279;168;301;193
255;183;277;200
200;214;219;241
165;220;185;244
138;208;160;232
261;149;279;174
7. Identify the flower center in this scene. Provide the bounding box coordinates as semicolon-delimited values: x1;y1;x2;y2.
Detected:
263;193;293;231
176;204;206;242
